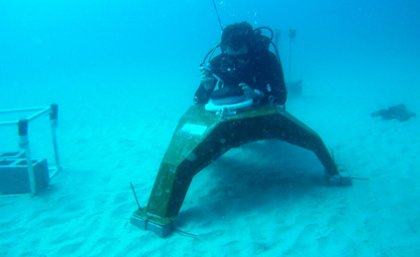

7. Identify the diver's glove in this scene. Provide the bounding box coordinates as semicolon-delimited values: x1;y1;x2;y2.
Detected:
239;83;264;101
199;65;215;90
268;95;286;110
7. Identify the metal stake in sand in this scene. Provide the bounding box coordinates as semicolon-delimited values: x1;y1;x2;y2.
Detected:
130;182;142;210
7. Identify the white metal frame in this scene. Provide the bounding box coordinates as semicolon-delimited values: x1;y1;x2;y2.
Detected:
0;104;61;194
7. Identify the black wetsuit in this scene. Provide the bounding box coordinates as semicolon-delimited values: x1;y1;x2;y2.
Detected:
194;50;287;105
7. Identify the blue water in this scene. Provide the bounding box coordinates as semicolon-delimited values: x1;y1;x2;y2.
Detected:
1;1;420;256
1;0;418;87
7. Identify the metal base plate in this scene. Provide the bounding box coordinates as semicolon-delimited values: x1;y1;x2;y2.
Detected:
131;212;173;238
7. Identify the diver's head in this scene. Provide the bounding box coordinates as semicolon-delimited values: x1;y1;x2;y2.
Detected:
219;22;254;75
221;22;254;54
220;45;250;74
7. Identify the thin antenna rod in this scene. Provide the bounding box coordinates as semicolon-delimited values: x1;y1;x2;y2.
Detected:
288;29;296;82
211;0;224;31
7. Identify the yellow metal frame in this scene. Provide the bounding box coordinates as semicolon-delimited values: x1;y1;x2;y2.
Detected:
132;104;349;237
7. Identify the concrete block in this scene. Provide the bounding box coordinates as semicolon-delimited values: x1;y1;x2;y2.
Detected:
0;152;49;194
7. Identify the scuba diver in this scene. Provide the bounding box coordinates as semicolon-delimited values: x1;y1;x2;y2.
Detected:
131;22;351;239
194;21;287;108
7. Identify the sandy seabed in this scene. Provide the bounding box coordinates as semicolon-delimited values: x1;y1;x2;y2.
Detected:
0;65;419;257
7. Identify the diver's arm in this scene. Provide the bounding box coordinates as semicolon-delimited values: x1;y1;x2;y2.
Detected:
194;56;224;104
193;67;216;104
193;83;214;104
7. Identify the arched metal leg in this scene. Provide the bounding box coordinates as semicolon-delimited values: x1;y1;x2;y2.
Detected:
263;111;339;175
131;105;349;237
